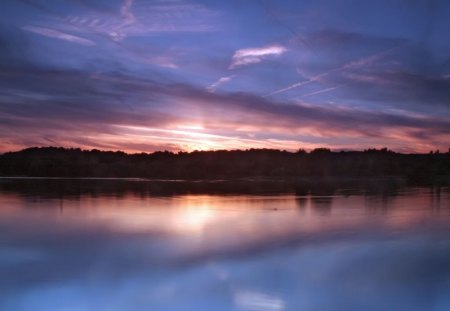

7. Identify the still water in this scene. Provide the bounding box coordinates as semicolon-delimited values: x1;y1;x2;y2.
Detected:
1;179;450;311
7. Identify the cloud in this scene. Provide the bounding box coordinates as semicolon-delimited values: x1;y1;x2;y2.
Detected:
57;0;217;42
207;75;235;92
234;290;285;311
15;0;217;48
324;69;450;110
109;0;136;41
230;45;287;69
0;63;449;153
22;26;95;46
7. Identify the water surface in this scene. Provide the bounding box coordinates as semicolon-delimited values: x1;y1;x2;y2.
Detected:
1;179;450;311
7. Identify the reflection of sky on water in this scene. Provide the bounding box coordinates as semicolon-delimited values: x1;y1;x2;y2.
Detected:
1;184;450;310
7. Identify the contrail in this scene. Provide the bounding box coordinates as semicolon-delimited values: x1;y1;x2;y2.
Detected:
265;71;329;97
266;46;402;97
300;85;342;98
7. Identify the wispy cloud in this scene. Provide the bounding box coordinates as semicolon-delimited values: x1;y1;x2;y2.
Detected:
234;290;285;311
59;0;216;41
230;44;287;69
207;75;235;92
22;25;95;46
108;0;136;41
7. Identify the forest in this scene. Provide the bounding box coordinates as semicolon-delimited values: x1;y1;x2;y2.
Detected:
0;147;449;182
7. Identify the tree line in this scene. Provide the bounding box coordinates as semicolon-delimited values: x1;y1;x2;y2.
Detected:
0;147;449;182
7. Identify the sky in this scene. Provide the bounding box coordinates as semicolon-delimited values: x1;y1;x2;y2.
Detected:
0;0;449;153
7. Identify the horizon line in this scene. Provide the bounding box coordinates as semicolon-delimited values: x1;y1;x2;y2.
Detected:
2;145;448;156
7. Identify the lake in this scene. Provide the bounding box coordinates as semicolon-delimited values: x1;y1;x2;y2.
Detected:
1;178;450;311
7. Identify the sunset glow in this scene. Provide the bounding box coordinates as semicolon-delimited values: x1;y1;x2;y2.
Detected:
0;0;449;153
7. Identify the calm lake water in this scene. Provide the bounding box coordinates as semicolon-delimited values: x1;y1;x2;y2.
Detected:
1;179;450;311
